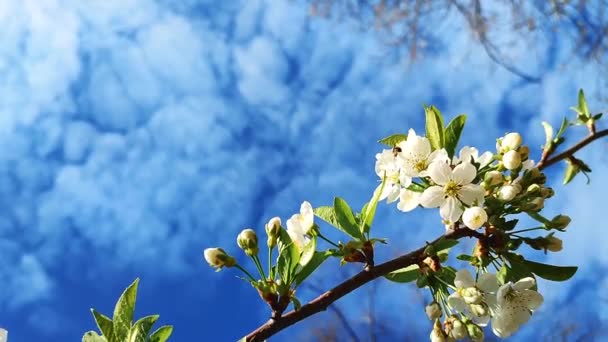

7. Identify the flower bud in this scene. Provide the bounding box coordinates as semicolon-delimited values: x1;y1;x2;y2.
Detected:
527;183;541;195
430;319;446;342
540;187;554;198
501;132;523;151
451;319;467;340
425;302;442;320
462;207;488;230
523;197;545;212
546;236;563;252
466;323;484;342
518;145;530;160
461;287;483;304
498;184;520;201
204;248;236;270
483;171;503;187
502;150;522;170
548;215;571;230
265;217;282;247
237;229;259;256
469;303;488;317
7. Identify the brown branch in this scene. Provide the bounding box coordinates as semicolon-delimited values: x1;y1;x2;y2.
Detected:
536;128;608;170
245;228;480;341
245;128;608;341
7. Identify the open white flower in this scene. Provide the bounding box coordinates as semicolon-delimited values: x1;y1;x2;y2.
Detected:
397;188;422;212
453;146;493;169
420;161;485;223
448;269;499;326
375;149;411;203
286;201;314;250
0;328;6;342
492;277;543;338
397;129;448;178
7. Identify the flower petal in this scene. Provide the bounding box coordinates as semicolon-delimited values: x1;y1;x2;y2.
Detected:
428;161;452;185
512;277;536;291
454;269;475;288
428;148;449;164
452;162;477;185
397;189;420;212
458;184;484;206
300;201;314;231
440;196;463;223
477;151;494;168
520;289;544;310
448;293;467;312
420;186;445;208
386;185;401;203
477;273;499;293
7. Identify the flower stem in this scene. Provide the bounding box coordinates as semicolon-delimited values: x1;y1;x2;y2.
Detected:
234;264;257;282
318;233;340;248
508;226;545;235
433;275;457;290
268;246;273;280
252;255;267;279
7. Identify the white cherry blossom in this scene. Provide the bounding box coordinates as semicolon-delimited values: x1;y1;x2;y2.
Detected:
286;201;314;250
448;269;499;326
375;149;411;203
492;277;543;338
397;129;449;178
453;146;493;169
420;161;485;223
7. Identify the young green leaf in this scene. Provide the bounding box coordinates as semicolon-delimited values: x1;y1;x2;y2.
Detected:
541;121;554;153
360;177;386;235
128;315;159;342
291;297;302;311
112;278;139;342
149;326;173;342
277;229;300;284
578;89;590;119
82;331;108;342
378;133;408;147
522;260;577;281
444;114;466;158
333;197;364;240
563;159;581;185
384;265;420;283
313;206;338;227
424;105;445;150
91;309;114;342
294;251;331;286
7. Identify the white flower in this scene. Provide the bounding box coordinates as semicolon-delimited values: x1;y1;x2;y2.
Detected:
397;188;422;212
453;146;493;169
286;201;314;250
448;270;499;326
492;277;543;338
425;302;442;320
375;149;411;203
502;150;522;170
0;329;6;342
498;184;521;201
501;132;523;151
398;129;449;178
462;206;488;230
420;162;485;223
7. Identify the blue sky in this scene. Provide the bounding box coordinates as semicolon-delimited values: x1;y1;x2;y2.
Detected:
0;0;607;341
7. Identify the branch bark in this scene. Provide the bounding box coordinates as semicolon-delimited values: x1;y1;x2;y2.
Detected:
245;127;608;341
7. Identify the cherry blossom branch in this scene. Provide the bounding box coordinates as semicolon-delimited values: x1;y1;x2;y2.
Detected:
537;128;608;169
245;129;608;341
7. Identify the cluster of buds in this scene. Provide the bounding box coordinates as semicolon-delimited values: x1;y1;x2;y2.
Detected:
496;133;528;170
430;317;483;342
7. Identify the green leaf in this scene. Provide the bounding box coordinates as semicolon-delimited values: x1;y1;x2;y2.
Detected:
291;297;302;311
82;331;108;342
378;133;408;147
456;254;473;262
360;177;386;235
578;89;590;119
294;251;330;286
432;238;459;254
497;264;508;285
333;197;363;240
563;159;580;185
384;265;420;283
112;278;139;342
541;121;554;153
314;206;338;227
149;326;173;342
91;309;114;341
522;260;578;282
424;105;445;150
555;117;569;140
444;114;466;158
299;236;316;267
277;229;300;284
128;315;159;342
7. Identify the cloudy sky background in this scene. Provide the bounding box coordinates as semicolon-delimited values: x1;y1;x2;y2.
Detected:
0;0;607;340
